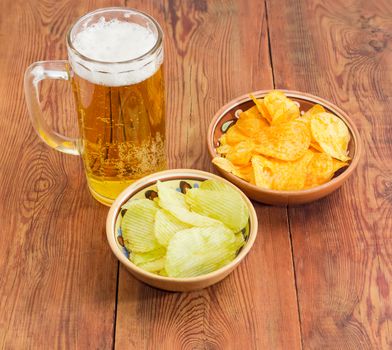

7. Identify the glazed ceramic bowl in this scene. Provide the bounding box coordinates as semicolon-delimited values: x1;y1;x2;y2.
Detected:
106;169;258;292
207;90;362;205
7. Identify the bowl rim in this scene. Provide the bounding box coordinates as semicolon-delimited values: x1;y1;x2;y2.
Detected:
106;169;258;283
207;89;362;196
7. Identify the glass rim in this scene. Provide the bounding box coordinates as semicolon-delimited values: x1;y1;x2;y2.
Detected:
66;7;163;65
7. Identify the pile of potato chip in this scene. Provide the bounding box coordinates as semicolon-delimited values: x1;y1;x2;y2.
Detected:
213;90;350;191
120;179;249;278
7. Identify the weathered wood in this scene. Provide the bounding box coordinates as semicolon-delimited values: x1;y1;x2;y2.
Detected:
266;0;392;348
0;1;122;349
116;207;301;350
3;0;389;349
114;0;302;349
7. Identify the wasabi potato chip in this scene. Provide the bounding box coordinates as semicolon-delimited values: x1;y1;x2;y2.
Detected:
154;209;191;247
121;200;139;210
241;224;250;239
158;269;168;277
121;179;250;277
130;247;166;272
234;232;245;250
200;179;233;192
254;121;311;161
130;247;166;265
226;140;254;166
138;258;166;273
263;90;300;125
121;199;161;252
165;226;243;278
157;181;222;227
311;112;350;161
185;186;249;232
156;180;187;207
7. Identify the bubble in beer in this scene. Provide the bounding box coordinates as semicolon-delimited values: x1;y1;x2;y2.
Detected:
69;18;162;86
73;18;156;62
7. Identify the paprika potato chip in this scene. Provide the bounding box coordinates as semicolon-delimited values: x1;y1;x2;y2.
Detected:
251;155;274;189
212;156;238;174
304;151;334;188
332;158;349;173
252;151;313;190
226;140;254;166
219;133;228;145
254;121;311;161
250;95;272;123
216;142;231;155
213;157;254;183
236;116;268;136
235;164;255;184
301;104;326;123
239;105;263;120
263;90;300;125
270;151;313;190
225;125;248;145
323;159;349;182
311;112;350;161
298;105;326;152
213;91;351;191
309;141;323;152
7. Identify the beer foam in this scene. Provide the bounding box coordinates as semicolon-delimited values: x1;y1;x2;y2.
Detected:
68;18;162;86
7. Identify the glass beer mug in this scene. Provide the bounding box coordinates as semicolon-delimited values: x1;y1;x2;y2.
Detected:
24;8;166;205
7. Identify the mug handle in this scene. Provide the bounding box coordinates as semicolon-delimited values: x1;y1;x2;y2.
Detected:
24;60;79;155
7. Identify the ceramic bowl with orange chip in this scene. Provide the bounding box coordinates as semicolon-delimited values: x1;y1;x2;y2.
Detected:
207;90;361;205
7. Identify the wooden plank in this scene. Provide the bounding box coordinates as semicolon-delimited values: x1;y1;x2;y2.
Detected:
266;0;392;348
115;1;302;349
0;1;122;349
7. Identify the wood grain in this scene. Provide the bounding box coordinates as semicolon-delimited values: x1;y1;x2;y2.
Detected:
2;0;390;349
266;0;392;348
0;0;122;349
114;0;302;349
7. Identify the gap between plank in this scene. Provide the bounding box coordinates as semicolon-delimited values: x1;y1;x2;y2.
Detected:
264;0;275;88
286;208;304;350
112;3;129;349
264;1;304;349
112;261;120;350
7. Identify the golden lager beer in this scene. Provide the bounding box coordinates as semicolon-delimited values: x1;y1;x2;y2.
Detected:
71;67;165;204
25;8;166;205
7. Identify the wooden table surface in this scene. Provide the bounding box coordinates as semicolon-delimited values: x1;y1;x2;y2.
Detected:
1;0;391;349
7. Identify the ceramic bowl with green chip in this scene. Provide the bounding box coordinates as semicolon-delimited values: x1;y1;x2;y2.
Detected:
106;169;258;292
